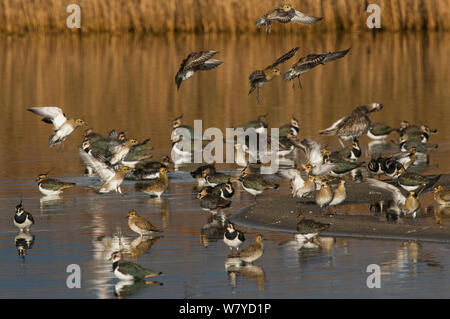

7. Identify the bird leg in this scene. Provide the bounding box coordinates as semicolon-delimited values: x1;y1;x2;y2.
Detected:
297;76;302;89
256;88;261;104
338;138;345;148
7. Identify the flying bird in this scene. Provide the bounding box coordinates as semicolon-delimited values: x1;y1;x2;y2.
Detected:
175;51;223;90
28;106;87;147
283;48;351;89
256;4;322;33
249;47;299;103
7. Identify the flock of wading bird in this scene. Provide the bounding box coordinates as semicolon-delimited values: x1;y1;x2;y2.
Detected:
12;3;450;286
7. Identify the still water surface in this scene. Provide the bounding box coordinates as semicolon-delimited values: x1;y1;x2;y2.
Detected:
0;32;450;298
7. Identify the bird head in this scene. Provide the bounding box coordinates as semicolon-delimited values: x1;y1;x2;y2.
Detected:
409;147;417;154
75;119;87;127
172;115;183;128
290;115;299;128
175;72;183;90
368;102;383;112
197;188;208;199
282;4;292;11
36;174;47;182
119;166;132;174
159;167;168;175
433;185;443;193
15;200;24;214
400;120;409;129
127;209;138;218
110;251;123;262
255;234;265;243
126;139;139;147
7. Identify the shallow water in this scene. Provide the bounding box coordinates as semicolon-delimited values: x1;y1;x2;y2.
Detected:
0;32;449;298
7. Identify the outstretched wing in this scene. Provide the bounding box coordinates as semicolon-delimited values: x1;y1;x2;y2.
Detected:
28;106;67;130
291;10;323;25
180;51;219;72
321;48;351;63
366;178;406;206
267;47;300;69
79;148;115;183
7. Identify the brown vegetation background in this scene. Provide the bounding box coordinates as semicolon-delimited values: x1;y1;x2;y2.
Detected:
1;0;450;34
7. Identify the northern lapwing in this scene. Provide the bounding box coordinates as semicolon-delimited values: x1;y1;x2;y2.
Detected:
14;201;34;232
223;222;245;251
111;252;162;281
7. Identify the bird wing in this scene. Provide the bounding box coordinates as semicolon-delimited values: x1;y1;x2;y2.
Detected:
291;10;323;25
135;218;160;232
322;48;351;63
320;116;346;135
278;168;301;181
366;178;406;206
28;106;67;130
267;47;300;69
300;138;323;165
312;163;336;176
79;148;115;183
249;70;265;83
180;51;219;72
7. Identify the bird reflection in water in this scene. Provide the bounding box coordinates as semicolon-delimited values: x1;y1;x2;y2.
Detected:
145;197;170;228
380;241;442;277
114;279;163;299
434;205;450;225
200;212;227;248
225;257;266;291
15;231;35;262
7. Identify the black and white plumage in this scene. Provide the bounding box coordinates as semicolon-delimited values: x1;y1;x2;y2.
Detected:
320;103;383;147
255;4;322;33
223;223;245;251
175;51;223;89
283;48;351;88
14;201;34;232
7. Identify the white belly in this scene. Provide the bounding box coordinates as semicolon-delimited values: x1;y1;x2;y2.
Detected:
242;185;263;196
39;184;62;196
114;268;135;281
367;130;387;140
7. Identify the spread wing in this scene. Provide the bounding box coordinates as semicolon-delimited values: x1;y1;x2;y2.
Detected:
28;106;67;130
179;51;219;72
267;47;300;69
366;178;406;206
79;148;115;183
300;138;323;165
291;10;323;25
321;48;351;63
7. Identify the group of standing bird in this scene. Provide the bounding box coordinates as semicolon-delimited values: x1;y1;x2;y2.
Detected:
13;3;450;287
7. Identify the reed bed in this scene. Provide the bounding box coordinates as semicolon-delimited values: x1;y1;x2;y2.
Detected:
0;0;450;34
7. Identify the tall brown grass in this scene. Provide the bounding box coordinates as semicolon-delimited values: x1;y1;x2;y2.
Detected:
0;0;449;34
